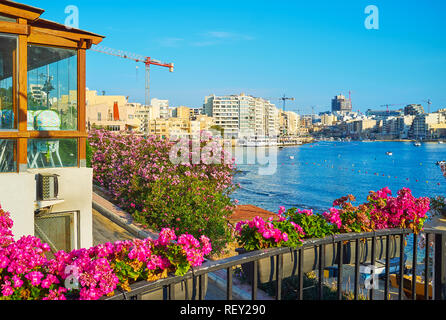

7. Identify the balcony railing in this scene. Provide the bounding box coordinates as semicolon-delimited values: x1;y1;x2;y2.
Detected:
103;227;446;300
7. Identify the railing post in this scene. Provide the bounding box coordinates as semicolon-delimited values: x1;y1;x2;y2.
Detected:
398;234;405;300
354;238;360;300
384;235;390;300
434;233;446;300
425;233;430;300
168;283;176;300
199;275;205;300
298;248;303;300
276;254;283;300
337;241;343;300
412;233;418;300
252;260;258;300
318;244;325;300
370;236;376;300
227;267;233;300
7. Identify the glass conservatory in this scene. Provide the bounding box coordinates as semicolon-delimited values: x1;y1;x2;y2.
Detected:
0;1;104;251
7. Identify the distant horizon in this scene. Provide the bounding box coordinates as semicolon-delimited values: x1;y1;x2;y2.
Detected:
24;0;446;114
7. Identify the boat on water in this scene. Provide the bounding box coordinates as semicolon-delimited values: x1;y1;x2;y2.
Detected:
436;160;446;166
414;142;422;147
439;141;444;144
386;151;393;156
289;156;295;160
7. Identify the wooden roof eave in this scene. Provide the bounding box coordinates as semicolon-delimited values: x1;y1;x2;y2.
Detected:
29;19;104;46
0;1;104;47
0;0;44;21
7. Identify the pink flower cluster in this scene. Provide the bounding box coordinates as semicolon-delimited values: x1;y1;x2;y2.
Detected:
236;216;301;245
367;187;430;231
322;208;342;229
0;206;211;300
322;187;430;233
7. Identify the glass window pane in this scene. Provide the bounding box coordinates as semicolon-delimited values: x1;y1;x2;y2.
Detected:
27;138;77;168
0;15;15;22
35;211;79;257
27;45;77;131
0;34;17;130
0;139;16;172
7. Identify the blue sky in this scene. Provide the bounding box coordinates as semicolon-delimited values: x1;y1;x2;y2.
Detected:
24;0;446;114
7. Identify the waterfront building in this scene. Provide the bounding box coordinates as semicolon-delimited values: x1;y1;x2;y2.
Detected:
404;104;424;116
86;90;141;131
320;113;337;126
284;111;300;135
203;93;279;138
331;94;352;113
0;1;104;250
151;98;170;119
173;105;191;119
410;113;446;140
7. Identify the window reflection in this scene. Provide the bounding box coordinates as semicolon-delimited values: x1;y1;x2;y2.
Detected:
27;45;77;131
27;138;77;168
0;34;17;130
0;139;16;172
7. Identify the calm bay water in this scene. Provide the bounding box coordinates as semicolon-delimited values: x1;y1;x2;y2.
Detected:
232;141;446;213
232;141;446;264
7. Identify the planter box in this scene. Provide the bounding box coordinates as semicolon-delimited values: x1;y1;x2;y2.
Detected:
127;275;208;300
337;235;401;265
236;243;336;284
237;234;402;285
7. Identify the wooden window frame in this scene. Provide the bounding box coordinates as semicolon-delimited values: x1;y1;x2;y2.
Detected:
0;18;88;172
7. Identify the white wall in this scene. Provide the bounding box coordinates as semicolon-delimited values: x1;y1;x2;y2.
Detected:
0;168;93;249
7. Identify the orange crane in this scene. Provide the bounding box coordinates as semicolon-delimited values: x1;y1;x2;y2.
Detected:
91;45;174;106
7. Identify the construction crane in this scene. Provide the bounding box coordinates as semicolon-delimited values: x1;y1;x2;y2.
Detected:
278;94;295;113
380;103;407;114
91;45;174;106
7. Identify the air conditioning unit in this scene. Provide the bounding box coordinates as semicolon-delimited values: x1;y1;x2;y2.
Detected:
36;173;59;201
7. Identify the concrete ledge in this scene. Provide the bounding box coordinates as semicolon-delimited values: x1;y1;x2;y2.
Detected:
92;185;158;240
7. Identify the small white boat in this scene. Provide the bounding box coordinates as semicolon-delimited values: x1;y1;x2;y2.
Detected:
439;141;444;144
289;156;295;160
414;142;421;147
386;151;393;156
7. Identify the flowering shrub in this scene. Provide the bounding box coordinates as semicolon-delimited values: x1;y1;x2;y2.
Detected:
235;214;305;251
0;206;211;300
322;187;429;234
88;129;237;254
366;187;429;233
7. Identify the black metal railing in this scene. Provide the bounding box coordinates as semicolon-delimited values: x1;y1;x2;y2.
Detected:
103;227;446;301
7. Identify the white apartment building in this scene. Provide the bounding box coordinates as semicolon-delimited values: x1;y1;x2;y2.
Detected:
411;113;446;140
203;93;279;138
151;98;170;119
